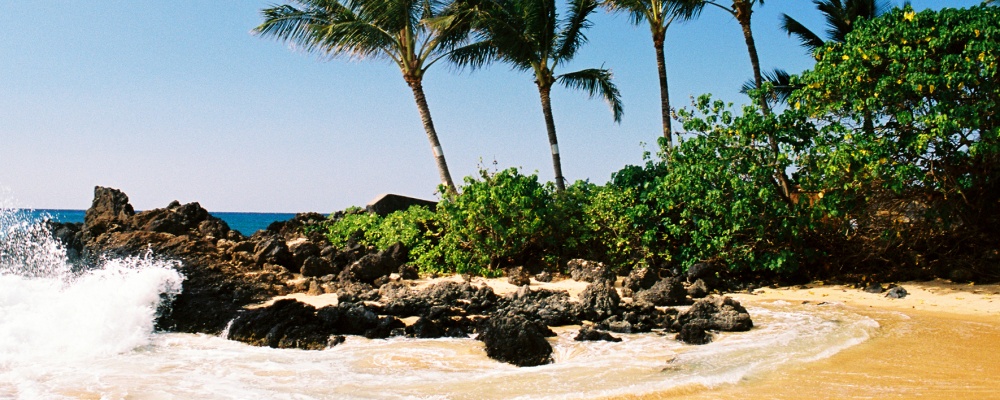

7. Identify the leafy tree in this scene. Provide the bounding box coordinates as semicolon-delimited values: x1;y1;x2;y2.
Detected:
602;0;703;148
450;0;624;192
794;5;1000;277
699;0;794;200
255;0;472;195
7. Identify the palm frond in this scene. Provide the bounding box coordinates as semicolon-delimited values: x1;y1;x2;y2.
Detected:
779;14;824;52
448;40;498;70
558;68;624;122
255;1;398;62
555;0;599;62
740;68;796;106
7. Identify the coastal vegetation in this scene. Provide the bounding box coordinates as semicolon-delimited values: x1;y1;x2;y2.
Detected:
258;2;999;283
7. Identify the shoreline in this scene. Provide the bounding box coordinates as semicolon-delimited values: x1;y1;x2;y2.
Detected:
621;279;1000;399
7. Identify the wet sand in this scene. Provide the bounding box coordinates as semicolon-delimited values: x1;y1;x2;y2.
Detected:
625;280;1000;399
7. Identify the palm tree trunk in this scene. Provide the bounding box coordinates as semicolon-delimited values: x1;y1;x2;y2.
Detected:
654;35;673;152
407;78;458;195
736;7;793;201
537;83;566;192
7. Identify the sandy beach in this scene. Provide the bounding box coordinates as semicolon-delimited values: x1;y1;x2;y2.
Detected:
632;279;1000;399
265;275;1000;399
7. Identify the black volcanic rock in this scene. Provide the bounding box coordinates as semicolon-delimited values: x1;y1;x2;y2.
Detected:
477;314;553;367
507;266;531;286
574;326;622;342
672;296;753;335
226;299;336;350
578;281;620;321
634;277;688;306
622;267;660;298
567;259;614;283
676;320;713;345
339;243;407;285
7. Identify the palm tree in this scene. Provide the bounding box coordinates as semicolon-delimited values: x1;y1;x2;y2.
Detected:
700;0;793;200
254;0;471;195
700;1;768;114
602;0;703;150
780;0;890;53
450;0;624;192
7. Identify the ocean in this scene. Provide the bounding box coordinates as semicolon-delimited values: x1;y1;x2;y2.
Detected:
18;209;299;236
0;206;879;399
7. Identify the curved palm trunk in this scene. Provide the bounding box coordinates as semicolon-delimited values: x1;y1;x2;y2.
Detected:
537;83;566;192
654;35;674;151
407;78;458;196
736;9;793;202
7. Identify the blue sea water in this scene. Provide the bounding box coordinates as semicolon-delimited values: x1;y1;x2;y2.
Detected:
16;209;299;236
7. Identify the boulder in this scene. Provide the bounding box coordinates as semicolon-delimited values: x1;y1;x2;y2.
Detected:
289;240;321;267
378;281;498;318
253;236;295;270
398;264;419;280
574;326;622;342
672;296;753;334
686;262;719;287
497;287;583;327
365;194;437;217
534;271;553;283
507;266;531;287
622;267;660;297
317;302;404;339
567;259;614;283
596;302;675;334
406;316;477;339
477;314;553;367
886;286;908;299
687;279;709;299
133;202;214;236
339;243;407;285
225;299;338;350
578;281;620;321
863;283;884;294
634;277;688;306
675;320;713;345
300;256;336;278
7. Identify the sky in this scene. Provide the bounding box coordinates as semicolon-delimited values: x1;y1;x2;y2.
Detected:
0;0;983;213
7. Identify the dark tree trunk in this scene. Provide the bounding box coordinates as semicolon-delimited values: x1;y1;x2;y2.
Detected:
408;78;458;195
654;34;674;153
737;4;793;201
537;83;566;192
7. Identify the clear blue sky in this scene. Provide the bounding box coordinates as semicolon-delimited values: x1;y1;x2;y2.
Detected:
0;0;981;212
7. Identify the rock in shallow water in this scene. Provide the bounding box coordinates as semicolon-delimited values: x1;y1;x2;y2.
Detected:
574;326;622;342
672;296;753;343
477;314;554;367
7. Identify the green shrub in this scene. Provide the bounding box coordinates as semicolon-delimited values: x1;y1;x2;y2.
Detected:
436;167;557;276
667;95;808;272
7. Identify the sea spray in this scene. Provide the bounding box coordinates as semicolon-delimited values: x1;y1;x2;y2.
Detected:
0;206;184;370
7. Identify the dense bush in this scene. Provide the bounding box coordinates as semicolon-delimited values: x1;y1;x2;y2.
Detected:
436;168;557;276
792;5;1000;279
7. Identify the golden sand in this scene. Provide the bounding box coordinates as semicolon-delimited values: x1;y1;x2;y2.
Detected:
622;279;1000;399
